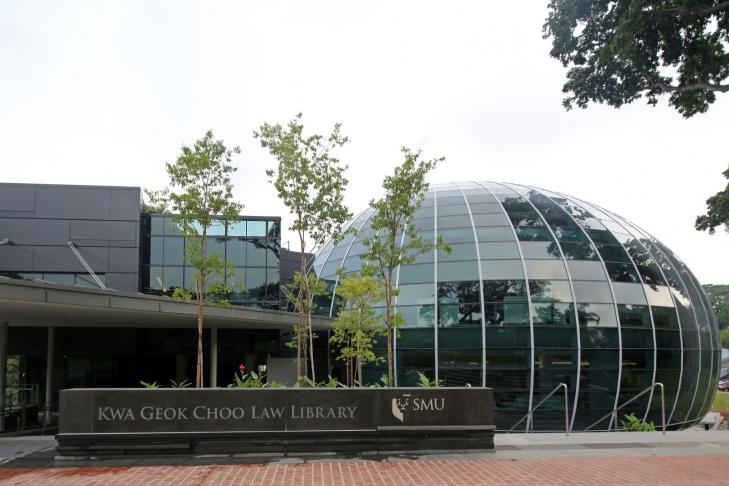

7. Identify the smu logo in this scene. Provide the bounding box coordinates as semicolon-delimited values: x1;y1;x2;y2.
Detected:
391;393;446;422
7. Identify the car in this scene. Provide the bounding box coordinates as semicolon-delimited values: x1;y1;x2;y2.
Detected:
718;380;729;392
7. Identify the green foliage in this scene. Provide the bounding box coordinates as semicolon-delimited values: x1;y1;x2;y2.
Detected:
620;412;656;432
720;327;729;348
696;166;729;234
149;130;243;388
255;113;352;382
230;370;266;388
703;284;729;329
140;380;160;389
172;287;193;302
416;371;441;388
330;273;386;386
544;1;729;117
362;148;448;385
169;378;191;388
294;376;345;388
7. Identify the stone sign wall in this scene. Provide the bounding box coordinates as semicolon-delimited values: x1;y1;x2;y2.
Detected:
57;388;494;456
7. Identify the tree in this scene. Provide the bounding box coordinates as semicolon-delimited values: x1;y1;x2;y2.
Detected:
703;284;729;329
362;148;448;386
544;1;729;117
696;165;729;234
150;130;243;388
721;326;729;348
330;272;386;386
255;113;352;381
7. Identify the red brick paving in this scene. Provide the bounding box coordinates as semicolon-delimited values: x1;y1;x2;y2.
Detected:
0;455;728;485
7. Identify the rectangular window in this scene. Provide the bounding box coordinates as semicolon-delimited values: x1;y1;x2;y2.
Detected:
483;280;527;302
529;280;573;302
247;220;267;237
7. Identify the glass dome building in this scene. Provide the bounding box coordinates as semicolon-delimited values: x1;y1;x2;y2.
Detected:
312;182;720;431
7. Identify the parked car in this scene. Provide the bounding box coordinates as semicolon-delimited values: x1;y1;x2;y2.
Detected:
718;380;729;392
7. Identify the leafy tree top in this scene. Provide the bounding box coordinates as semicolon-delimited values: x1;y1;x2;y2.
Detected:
254;113;352;253
165;130;243;236
544;1;729;117
696;165;729;234
365;148;447;274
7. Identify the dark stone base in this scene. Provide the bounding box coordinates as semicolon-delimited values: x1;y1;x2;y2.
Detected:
56;426;495;456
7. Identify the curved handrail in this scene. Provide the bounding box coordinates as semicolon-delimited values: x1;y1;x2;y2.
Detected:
585;382;666;434
508;383;569;435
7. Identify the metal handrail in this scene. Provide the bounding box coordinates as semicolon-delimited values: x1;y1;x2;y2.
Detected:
585;382;665;434
508;383;569;435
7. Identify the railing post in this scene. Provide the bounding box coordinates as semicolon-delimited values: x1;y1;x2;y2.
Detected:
563;383;569;435
656;382;666;435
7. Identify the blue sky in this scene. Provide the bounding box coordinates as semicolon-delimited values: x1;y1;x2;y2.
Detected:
1;1;727;283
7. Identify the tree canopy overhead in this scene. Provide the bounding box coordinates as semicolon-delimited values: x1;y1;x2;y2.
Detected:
544;1;729;117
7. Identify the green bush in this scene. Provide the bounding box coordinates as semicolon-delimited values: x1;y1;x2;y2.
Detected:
620;412;656;431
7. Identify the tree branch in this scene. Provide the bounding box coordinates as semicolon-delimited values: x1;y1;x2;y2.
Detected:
650;82;729;93
655;1;729;17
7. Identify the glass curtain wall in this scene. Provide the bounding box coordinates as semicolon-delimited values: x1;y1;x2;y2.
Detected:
312;182;719;431
141;214;281;309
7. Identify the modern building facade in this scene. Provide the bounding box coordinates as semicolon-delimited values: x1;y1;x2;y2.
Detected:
0;183;329;431
312;181;721;431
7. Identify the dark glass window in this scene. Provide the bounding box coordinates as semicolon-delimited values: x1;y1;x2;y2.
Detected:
532;302;574;325
618;304;651;327
515;227;553;241
507;211;544;226
438;281;480;304
484;303;529;326
267;220;281;238
398;328;435;347
576;303;618;327
438;303;481;326
529;280;572;302
636;264;666;286
652;306;679;329
226;240;245;266
560;242;599;260
486;327;530;347
483;280;527;302
246;241;267;266
397;304;435;327
604;262;641;283
612;282;648;305
485;348;530;369
596;244;633;263
245;268;266;299
586;229;619;245
552;226;589;243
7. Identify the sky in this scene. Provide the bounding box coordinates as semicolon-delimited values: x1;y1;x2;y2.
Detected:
1;1;727;284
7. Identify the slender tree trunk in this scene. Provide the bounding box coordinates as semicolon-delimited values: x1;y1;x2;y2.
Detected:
307;296;316;382
385;276;394;387
196;273;204;388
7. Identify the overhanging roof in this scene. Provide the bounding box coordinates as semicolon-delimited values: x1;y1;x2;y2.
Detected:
0;278;332;331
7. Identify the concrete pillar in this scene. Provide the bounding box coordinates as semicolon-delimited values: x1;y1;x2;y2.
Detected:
44;326;54;425
0;322;8;432
209;328;217;388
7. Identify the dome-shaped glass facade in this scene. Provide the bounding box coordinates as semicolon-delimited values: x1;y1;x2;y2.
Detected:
312;182;720;431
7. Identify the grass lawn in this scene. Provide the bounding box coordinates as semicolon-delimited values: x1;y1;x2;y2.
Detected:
712;391;729;410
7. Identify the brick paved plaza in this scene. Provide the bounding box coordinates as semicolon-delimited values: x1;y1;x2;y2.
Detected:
0;454;728;485
3;431;729;485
